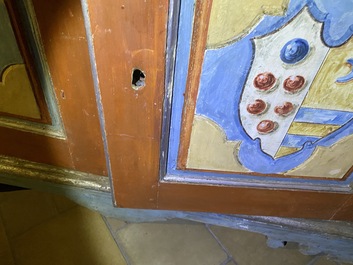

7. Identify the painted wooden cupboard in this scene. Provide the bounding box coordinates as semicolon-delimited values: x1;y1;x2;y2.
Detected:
1;0;353;236
1;0;353;261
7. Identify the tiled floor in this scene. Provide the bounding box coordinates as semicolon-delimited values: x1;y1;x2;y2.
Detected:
0;189;351;265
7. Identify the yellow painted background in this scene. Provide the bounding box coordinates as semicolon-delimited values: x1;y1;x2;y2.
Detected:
187;1;353;179
207;0;288;47
0;65;41;119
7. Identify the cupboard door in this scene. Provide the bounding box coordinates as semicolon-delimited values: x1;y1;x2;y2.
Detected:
0;0;106;176
84;0;353;220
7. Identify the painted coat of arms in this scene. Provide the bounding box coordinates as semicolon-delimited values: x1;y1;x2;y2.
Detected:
240;9;332;158
180;0;353;179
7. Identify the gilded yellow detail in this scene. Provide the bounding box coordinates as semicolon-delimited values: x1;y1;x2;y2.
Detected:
0;64;41;119
187;115;249;172
275;147;299;158
288;122;341;137
303;37;353;111
207;0;289;48
286;133;353;179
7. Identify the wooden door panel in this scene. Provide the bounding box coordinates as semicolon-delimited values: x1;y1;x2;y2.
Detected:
1;0;51;123
84;0;353;220
30;0;107;175
0;0;106;176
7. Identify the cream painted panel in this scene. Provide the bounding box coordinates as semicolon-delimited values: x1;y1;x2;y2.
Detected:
207;0;288;47
187;115;249;173
303;37;353;112
0;65;41;119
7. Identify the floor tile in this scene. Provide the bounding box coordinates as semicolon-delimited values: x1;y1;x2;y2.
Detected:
11;206;126;265
0;190;57;238
210;226;312;265
104;217;127;233
314;256;340;265
51;194;78;213
116;222;227;265
341;261;353;265
222;259;237;265
0;216;15;265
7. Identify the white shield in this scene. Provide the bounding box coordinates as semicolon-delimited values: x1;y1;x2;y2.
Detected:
239;8;329;158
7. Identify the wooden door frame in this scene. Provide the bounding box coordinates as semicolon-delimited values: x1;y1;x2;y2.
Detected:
83;0;353;220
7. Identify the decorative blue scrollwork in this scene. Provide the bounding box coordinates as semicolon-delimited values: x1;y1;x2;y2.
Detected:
280;38;309;64
336;58;353;83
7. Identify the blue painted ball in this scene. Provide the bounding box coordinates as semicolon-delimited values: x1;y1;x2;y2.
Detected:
280;38;309;64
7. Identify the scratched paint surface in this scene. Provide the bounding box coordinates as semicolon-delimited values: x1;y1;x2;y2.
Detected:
167;0;353;182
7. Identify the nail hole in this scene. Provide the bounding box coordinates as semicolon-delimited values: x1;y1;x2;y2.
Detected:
132;68;146;90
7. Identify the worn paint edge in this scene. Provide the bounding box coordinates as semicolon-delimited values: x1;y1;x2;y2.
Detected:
177;0;213;169
163;173;353;193
159;0;181;178
0;155;110;192
80;0;114;200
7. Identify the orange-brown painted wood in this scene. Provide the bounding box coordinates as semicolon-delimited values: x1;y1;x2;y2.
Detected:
0;0;106;176
0;127;71;168
86;0;169;207
157;183;353;220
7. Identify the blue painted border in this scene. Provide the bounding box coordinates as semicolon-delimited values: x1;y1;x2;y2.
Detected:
166;0;195;172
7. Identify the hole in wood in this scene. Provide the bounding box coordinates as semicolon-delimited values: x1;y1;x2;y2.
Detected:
132;69;146;90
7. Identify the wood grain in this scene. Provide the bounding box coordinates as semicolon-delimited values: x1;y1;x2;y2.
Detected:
157;182;353;220
330;194;353;220
85;0;169;207
31;0;107;175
